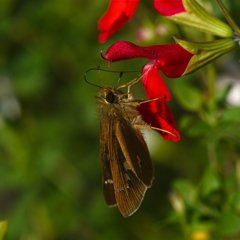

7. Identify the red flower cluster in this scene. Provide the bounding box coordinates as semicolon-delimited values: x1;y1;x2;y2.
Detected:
98;0;234;141
98;0;185;43
102;41;194;141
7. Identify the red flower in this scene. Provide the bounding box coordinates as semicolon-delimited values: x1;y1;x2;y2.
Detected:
140;65;179;141
102;40;194;141
98;0;184;42
153;0;185;16
98;0;140;43
98;0;232;42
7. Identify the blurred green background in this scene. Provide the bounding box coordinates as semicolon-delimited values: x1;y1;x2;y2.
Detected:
0;0;240;239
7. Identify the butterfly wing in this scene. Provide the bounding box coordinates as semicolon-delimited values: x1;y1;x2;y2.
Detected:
116;120;154;187
110;119;148;217
100;122;117;207
110;151;147;217
104;116;153;217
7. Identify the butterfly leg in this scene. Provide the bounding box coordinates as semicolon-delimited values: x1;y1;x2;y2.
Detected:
133;123;177;137
117;66;153;93
117;73;142;91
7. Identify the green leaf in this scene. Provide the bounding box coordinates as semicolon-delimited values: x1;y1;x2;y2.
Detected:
216;84;232;106
179;115;195;130
171;81;204;111
228;192;240;214
216;212;240;235
199;168;221;198
0;221;8;240
219;107;240;123
169;0;233;37
175;38;237;76
187;122;213;137
173;180;196;202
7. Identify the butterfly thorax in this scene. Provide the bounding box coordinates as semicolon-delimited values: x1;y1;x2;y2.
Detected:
96;86;141;123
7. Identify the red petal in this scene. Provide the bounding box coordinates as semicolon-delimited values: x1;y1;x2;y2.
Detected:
103;40;159;61
140;64;180;141
98;0;139;43
146;44;194;78
138;100;180;142
154;0;186;16
103;41;193;78
142;64;171;101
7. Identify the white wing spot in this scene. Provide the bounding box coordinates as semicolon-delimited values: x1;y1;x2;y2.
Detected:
123;161;130;171
105;179;114;184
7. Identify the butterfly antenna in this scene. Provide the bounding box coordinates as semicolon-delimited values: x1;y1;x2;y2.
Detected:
84;67;141;88
114;71;124;88
84;68;103;88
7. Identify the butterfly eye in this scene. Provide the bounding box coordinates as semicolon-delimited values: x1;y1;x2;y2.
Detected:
106;91;117;103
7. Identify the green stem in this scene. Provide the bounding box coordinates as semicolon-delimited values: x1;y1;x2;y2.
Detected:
207;63;216;111
236;159;240;190
203;63;217;126
207;141;219;172
215;0;240;36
